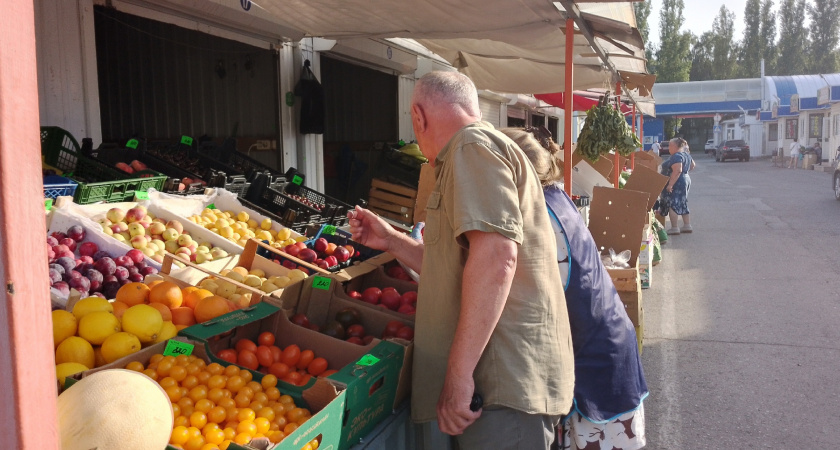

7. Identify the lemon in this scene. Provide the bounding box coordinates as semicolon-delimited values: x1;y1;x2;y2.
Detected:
237;211;249;222
249;268;266;278
52;310;78;348
152;321;178;345
78;311;121;345
56;362;90;388
260;218;272;231
72;297;114;320
244;275;263;288
100;332;142;363
55;336;95;368
121;305;163;344
276;228;291;242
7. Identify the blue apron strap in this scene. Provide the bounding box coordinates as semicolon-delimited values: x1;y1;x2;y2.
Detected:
546;205;572;291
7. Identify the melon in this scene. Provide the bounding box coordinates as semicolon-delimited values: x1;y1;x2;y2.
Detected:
57;369;173;450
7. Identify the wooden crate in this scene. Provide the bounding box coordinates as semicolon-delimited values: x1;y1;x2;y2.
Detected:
369;178;417;225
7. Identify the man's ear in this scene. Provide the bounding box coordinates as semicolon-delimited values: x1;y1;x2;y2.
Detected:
411;103;426;133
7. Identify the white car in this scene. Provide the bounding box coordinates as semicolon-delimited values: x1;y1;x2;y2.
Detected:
704;139;716;154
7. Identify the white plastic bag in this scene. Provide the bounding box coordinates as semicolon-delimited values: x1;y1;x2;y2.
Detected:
601;248;632;269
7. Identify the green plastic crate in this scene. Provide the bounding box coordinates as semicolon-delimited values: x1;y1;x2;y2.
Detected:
40;127;166;204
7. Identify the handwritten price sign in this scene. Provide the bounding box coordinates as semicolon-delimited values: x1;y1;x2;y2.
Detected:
312;276;332;291
163;340;194;357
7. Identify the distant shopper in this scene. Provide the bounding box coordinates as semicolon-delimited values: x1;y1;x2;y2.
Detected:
813;141;823;163
650;140;661;154
789;138;802;169
501;128;649;450
661;137;696;235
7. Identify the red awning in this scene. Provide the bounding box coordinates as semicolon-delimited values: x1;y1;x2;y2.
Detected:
535;92;634;114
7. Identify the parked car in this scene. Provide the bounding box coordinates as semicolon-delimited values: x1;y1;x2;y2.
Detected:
704;139;716;154
716;139;750;162
833;165;840;200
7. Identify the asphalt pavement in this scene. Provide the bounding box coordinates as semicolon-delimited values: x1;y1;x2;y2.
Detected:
642;154;840;448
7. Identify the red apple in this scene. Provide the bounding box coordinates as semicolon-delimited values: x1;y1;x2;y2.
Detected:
362;335;375;345
285;244;302;257
387;265;407;279
361;287;381;305
281;260;298;270
315;259;330;270
313;238;329;253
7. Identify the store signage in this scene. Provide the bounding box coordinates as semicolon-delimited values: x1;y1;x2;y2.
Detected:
790;95;800;113
163;340;194;357
818;86;830;105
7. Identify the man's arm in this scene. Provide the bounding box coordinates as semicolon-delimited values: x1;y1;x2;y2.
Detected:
437;230;517;435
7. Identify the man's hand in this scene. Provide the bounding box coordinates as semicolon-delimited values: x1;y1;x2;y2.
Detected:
347;206;395;252
437;371;481;435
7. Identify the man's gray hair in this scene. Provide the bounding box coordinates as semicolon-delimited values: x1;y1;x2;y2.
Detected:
413;71;480;117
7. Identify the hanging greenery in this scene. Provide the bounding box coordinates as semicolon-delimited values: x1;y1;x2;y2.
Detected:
576;94;642;162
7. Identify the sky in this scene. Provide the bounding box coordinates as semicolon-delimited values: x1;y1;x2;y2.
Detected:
647;0;760;48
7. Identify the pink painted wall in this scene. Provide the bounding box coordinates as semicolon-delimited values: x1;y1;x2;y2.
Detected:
0;1;60;448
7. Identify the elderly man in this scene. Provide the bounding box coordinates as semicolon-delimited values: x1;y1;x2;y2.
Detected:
347;71;574;449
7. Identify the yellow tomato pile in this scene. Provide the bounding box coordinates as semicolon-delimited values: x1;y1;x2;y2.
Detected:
127;354;314;450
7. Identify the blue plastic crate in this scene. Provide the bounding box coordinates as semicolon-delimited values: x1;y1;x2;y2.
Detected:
43;175;78;200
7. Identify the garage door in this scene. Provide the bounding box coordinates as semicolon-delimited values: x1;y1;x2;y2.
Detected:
479;97;502;127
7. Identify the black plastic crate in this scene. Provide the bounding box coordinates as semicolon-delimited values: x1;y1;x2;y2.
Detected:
373;147;422;188
283;183;352;227
259;186;325;230
92;145;205;195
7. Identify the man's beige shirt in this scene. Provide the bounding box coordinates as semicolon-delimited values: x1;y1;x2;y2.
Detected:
411;122;575;422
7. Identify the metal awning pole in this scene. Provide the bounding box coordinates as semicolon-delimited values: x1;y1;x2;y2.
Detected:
563;18;574;197
614;82;621;187
631;104;637;170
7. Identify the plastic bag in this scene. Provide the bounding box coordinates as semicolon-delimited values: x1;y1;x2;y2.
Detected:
601;248;632;269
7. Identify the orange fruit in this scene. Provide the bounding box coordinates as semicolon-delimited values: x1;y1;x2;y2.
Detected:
172;307;197;327
111;301;129;319
182;286;199;298
148;302;173;322
194;296;232;323
184;289;214;310
116;282;150;306
147;279;164;290
150;281;184;308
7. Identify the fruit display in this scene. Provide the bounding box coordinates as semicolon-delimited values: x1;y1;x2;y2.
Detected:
188;207;305;250
57;369;173;450
211;265;308;296
52;294;177;383
95;205;229;264
346;286;417;315
291;307;414;345
275;237;355;271
127;352;318;448
215;332;336;387
48;225;159;299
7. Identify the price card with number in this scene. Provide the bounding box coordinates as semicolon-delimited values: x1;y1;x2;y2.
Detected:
207;203;216;210
356;354;381;367
322;225;337;235
292;175;303;185
45;199;53;211
135;191;149;200
312;276;332;290
180;135;194;146
125;139;139;149
163;340;194;357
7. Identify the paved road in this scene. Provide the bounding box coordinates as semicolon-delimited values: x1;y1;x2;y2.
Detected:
642;155;840;449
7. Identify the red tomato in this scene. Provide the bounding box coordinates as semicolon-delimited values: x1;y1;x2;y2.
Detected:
396;326;415;341
307;357;328;376
257;332;275;347
235;339;257;354
346;337;364;345
290;313;310;328
362;335;375;345
269;345;283;363
256;345;274;367
269;362;291;379
281;344;301;367
383;320;404;338
346;324;366;339
296;349;315;370
218;349;237;364
238;350;259;370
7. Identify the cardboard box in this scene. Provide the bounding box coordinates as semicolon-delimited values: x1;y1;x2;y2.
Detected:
623;164;669;212
633;150;663;172
618;275;643;327
179;301;406;450
639;263;651;289
635;321;644;356
638;232;654;266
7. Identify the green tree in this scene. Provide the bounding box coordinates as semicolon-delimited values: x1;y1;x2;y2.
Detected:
656;0;692;138
760;0;778;74
690;32;716;81
777;0;810;75
807;0;840;73
711;6;738;79
739;0;763;77
634;1;655;64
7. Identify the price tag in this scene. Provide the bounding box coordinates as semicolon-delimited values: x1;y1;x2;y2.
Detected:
163;340;194;357
180;135;194;146
45;199;53;211
285;91;295;107
292;175;303;185
207;203;216;210
312;276;332;290
356;354;381;367
125;139;139;149
134;191;149;200
322;225;336;235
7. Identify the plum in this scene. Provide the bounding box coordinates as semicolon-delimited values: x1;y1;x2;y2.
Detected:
59;238;77;252
66;225;86;242
139;266;158;276
78;242;98;258
50;231;67;242
113;266;129;282
47;246;56;263
48;268;63;284
84;268;103;284
49;263;65;276
103;274;118;284
102;281;121;299
127;266;139;277
68;276;90;293
126;249;145;264
55;249;75;260
52;281;70;296
114;255;134;268
67;270;83;281
92;250;110;261
46;236;59;247
78;255;94;266
55;257;76;275
91;292;106;299
134;260;147;270
93;257;116;276
128;273;144;283
77;263;94;275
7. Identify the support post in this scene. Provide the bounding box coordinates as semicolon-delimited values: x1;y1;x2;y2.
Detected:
0;1;60;448
613;82;621;187
563;19;574;196
640;113;645;154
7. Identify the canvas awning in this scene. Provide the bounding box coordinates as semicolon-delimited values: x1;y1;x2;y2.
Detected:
248;0;651;95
